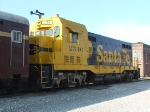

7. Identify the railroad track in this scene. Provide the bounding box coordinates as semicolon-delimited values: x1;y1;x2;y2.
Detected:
0;79;143;98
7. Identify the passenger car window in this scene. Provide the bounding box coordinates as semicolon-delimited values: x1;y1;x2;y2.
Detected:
11;30;22;43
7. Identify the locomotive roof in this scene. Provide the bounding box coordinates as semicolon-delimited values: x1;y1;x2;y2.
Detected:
0;11;29;25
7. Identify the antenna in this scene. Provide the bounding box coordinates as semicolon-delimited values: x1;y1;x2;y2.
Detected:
30;10;44;19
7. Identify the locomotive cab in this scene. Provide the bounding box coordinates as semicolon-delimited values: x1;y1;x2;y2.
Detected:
29;15;60;89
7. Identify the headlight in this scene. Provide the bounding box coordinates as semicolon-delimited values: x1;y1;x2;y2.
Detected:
30;32;34;36
36;31;41;36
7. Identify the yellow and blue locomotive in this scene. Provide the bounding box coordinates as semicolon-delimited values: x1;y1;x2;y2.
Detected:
29;10;139;89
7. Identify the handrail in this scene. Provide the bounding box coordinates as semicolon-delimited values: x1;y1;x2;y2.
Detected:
23;33;25;67
48;39;52;62
10;31;12;66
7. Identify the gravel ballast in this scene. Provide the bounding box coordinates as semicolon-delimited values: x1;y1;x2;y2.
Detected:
0;79;150;112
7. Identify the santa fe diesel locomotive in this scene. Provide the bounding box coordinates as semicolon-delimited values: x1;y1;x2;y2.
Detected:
29;10;139;89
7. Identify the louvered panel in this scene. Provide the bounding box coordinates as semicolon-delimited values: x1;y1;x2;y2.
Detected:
64;55;69;63
70;56;74;64
77;56;80;63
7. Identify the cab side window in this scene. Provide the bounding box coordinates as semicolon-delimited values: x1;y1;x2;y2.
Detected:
72;33;78;43
54;26;60;38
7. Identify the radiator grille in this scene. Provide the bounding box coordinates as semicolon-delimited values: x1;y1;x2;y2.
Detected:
70;56;74;64
77;56;80;63
64;56;69;63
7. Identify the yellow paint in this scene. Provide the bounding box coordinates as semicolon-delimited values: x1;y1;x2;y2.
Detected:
23;35;29;40
30;22;37;35
113;50;117;63
108;51;113;63
36;19;53;30
54;65;137;74
0;31;11;37
97;45;103;62
103;51;108;63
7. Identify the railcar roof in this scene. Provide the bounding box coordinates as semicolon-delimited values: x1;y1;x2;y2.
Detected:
0;11;29;25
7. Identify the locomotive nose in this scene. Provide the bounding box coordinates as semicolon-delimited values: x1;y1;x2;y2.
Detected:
29;35;53;64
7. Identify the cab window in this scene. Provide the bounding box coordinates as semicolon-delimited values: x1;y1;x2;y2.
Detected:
44;29;53;36
36;31;41;36
30;31;34;36
54;26;60;38
72;33;78;43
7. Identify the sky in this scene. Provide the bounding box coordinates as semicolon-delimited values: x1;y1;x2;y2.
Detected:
1;0;150;44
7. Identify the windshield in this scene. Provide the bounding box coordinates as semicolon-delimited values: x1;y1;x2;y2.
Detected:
35;29;53;36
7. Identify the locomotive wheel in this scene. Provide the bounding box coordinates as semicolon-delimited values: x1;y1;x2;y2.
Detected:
0;89;5;95
60;80;68;88
81;79;86;85
103;80;110;84
115;79;121;83
135;73;139;80
124;75;130;82
75;79;81;88
130;75;133;81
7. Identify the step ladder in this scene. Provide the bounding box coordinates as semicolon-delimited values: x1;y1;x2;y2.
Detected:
41;65;49;84
40;65;52;89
